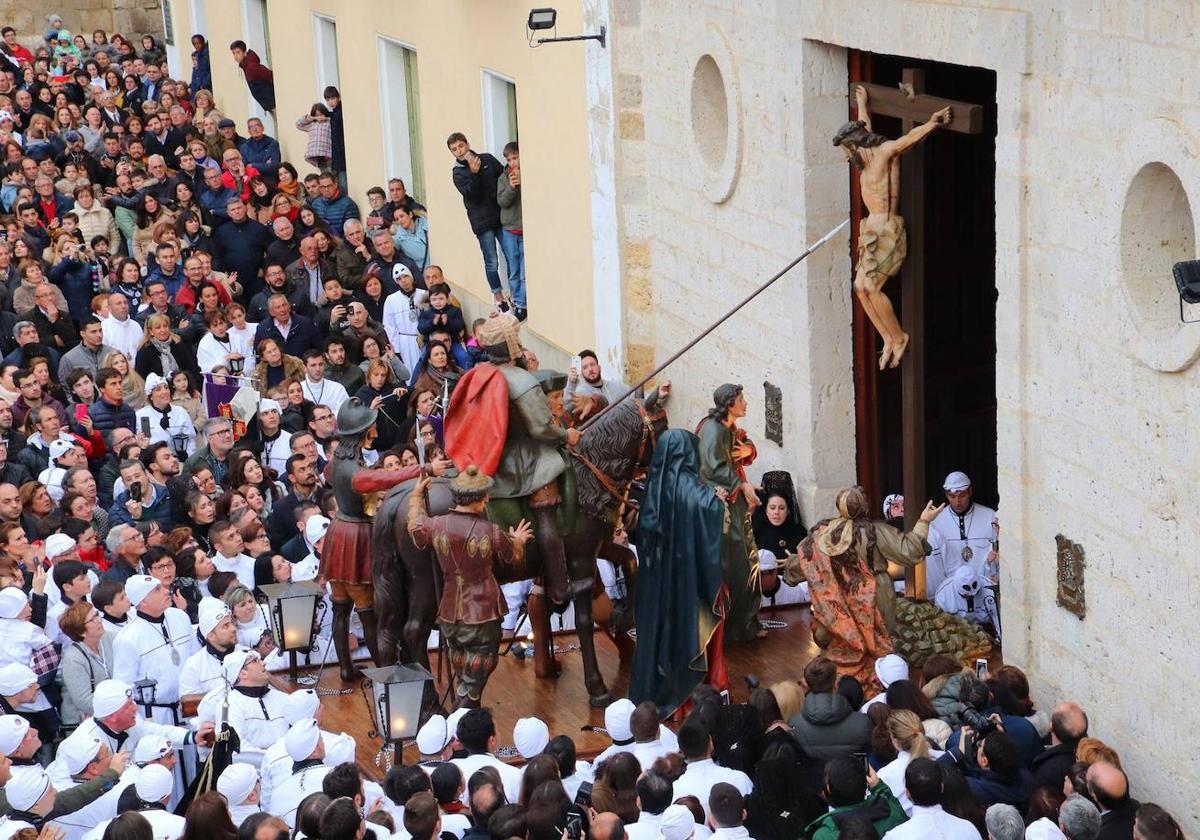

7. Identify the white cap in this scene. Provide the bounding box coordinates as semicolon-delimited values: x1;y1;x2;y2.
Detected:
7;768;51;811
0;111;13;124
446;707;470;742
756;549;778;572
44;533;77;560
216;762;258;805
57;730;103;775
124;575;160;607
198;598;231;638
875;654;909;689
135;764;174;803
392;263;413;281
415;715;448;756
943;471;971;492
0;587;28;619
133;734;173;765
513;717;549;759
92;679;133;718
222;648;259;686
324;734;355;766
285;718;320;762
0;714;30;755
284;689;320;724
49;438;74;461
0;663;37;696
258;399;282;415
604;698;635;742
144;373;167;396
304;515;330;549
658;805;695;840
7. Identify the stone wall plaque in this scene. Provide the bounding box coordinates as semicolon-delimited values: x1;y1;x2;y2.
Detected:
763;380;782;446
1055;534;1086;619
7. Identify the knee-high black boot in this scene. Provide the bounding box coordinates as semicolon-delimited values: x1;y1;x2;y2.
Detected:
332;600;359;682
357;606;380;666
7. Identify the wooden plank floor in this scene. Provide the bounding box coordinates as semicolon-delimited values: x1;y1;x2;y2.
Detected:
302;606;823;779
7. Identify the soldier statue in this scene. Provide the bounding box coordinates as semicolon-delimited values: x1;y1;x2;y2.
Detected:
323;399;428;681
408;467;533;708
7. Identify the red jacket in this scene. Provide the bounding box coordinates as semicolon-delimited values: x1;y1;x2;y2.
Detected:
175;278;233;314
221;165;261;203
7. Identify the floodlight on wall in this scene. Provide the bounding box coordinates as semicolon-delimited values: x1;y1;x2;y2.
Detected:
527;7;607;48
1173;260;1200;322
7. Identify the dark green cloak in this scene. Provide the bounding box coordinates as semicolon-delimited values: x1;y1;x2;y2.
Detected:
629;429;726;717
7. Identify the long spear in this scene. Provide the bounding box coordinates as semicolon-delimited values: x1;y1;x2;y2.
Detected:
580;219;850;430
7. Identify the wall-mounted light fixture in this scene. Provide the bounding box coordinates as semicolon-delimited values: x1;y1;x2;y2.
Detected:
527;7;606;48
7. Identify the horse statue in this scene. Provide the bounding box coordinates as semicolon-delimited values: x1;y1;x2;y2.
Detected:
371;396;666;708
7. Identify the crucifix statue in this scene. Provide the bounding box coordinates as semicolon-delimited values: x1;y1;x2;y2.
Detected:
834;85;950;369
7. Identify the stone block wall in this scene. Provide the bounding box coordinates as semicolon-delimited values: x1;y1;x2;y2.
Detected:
610;0;1200;830
0;0;163;43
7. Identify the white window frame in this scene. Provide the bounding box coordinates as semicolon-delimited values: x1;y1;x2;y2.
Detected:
377;36;424;202
312;13;340;96
480;68;518;160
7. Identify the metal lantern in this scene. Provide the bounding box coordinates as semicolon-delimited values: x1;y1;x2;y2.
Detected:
133;678;157;716
258;581;322;681
362;664;434;764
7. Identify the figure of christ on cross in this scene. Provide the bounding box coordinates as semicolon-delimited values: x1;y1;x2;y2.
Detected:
834;85;951;369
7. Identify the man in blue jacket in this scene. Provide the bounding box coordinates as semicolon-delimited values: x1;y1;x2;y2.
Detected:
238;117;281;178
199;166;237;227
938;726;1033;809
107;459;173;530
311;174;359;231
211;198;270;301
87;367;136;436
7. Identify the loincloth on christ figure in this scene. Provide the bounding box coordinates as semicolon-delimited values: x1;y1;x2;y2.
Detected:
857;214;907;289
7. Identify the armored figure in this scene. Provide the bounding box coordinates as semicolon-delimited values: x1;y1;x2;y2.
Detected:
407;467;532;708
323;399;421;681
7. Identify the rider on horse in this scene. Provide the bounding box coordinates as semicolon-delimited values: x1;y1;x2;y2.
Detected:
445;315;583;602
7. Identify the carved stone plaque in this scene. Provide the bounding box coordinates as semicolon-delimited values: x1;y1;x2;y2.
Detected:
763;381;782;446
1055;534;1086;619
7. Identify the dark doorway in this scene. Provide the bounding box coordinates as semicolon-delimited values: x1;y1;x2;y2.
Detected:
849;51;999;512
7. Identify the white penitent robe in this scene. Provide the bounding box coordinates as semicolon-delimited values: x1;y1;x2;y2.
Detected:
925;503;998;597
112;609;198;725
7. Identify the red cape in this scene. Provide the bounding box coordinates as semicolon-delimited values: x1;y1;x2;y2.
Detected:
444;364;509;475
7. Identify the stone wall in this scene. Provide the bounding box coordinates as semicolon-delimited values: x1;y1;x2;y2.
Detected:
0;0;163;43
610;0;1200;831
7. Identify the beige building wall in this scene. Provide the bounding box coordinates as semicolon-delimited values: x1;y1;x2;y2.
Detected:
609;0;1200;830
171;0;597;362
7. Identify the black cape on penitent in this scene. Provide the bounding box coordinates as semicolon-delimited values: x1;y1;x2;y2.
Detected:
629;429;726;717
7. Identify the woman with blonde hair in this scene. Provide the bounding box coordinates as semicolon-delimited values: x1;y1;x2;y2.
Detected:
101;349;146;410
877;710;937;815
769;680;805;723
135;313;193;379
190;89;221;128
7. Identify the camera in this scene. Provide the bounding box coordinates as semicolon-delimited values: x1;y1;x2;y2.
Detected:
958;707;998;738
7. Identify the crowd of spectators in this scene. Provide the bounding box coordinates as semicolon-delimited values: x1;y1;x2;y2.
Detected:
0;13;1183;840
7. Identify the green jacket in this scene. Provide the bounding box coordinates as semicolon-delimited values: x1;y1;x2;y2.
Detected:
804;780;907;840
0;768;121;818
497;166;522;230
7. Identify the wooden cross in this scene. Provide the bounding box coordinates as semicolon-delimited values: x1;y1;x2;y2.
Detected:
848;70;985;599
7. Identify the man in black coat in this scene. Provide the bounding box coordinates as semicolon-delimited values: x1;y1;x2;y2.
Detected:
1031;702;1088;792
254;295;322;359
1088;762;1137;840
446;132;507;305
248;264;314;324
211;198;270;301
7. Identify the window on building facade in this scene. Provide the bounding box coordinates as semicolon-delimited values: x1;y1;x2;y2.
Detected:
313;14;340;95
481;70;518;160
378;38;425;202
